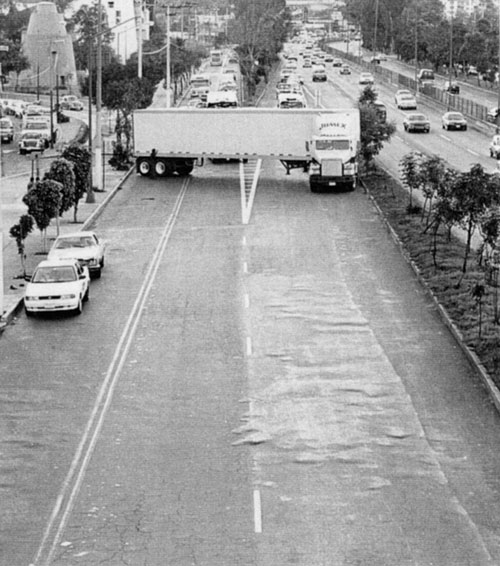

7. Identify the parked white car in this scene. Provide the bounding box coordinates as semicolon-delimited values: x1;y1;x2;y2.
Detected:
60;95;84;111
24;258;90;316
48;231;105;278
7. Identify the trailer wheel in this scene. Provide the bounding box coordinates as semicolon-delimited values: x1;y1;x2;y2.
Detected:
154;159;170;177
137;158;152;176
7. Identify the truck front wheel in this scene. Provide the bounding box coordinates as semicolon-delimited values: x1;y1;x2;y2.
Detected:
137;158;152;177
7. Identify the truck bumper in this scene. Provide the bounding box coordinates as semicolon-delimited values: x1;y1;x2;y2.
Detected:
309;174;356;192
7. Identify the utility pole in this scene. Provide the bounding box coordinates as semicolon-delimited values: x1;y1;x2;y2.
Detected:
166;4;171;108
95;0;103;191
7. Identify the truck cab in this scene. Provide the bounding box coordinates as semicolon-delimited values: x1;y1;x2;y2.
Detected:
308;115;359;191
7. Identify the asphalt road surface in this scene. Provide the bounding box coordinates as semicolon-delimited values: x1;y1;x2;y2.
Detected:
3;61;500;566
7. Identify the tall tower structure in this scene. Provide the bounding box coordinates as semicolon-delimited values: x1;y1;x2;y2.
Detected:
19;2;78;94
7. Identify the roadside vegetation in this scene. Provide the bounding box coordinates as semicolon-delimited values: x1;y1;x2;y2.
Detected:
362;159;500;387
344;0;500;83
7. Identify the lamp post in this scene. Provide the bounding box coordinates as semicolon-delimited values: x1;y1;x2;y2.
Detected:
447;16;453;111
49;47;57;148
497;0;500;133
0;44;8;94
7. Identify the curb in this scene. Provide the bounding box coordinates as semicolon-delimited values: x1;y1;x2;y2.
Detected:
360;176;500;414
0;164;134;330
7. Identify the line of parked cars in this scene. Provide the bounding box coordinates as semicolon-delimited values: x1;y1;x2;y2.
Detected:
24;231;106;317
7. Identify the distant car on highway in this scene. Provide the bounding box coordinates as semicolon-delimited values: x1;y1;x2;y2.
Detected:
395;92;417;109
403;112;430;133
394;89;412;102
24;258;90;316
48;231;105;279
60;95;84;111
444;80;460;94
489;135;500;158
332;58;343;67
487;107;500;123
339;64;351;75
441;111;467;131
359;72;374;85
0;117;14;143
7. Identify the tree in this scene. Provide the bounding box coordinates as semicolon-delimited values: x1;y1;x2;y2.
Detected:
419;154;446;226
451;164;499;276
22;179;63;251
61;144;91;222
358;87;396;168
400;151;423;213
9;214;34;279
44;158;76;218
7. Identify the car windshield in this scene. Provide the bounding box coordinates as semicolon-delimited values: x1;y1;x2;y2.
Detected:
401;95;414;100
447;113;463;120
54;237;94;249
316;139;350;150
25;123;46;130
410;115;426;121
33;266;77;283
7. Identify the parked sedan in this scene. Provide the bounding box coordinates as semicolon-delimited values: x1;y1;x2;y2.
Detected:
359;72;374;85
403;112;431;133
441;111;467;131
24;258;90;316
48;231;105;278
395;92;417;109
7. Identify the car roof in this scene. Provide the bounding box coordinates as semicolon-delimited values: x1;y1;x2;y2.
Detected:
55;231;96;239
35;258;80;268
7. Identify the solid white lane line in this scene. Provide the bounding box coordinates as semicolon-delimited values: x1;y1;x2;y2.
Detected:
440;134;451;142
253;489;262;533
242;236;247;246
246;336;252;356
244;293;250;309
32;179;190;566
243;262;248;274
467;148;480;156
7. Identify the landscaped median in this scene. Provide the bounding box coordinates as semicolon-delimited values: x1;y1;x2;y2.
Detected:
361;165;500;402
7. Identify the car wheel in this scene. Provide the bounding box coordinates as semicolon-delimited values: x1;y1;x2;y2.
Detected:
75;297;83;315
93;267;102;279
25;307;34;318
463;126;467;131
83;286;90;302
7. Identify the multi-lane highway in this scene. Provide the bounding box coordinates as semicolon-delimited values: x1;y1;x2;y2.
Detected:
3;50;500;566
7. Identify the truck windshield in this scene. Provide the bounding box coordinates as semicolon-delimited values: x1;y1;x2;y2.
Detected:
316;139;350;150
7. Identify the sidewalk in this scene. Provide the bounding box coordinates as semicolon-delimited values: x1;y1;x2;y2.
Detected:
0;115;133;330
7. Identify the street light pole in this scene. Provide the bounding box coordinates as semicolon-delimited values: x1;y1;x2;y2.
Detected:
448;16;453;111
95;0;103;191
166;4;171;108
497;0;500;133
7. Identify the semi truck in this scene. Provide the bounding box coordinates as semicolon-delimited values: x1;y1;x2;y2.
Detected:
133;107;360;191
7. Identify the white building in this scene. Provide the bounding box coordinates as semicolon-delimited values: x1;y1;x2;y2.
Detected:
441;0;485;18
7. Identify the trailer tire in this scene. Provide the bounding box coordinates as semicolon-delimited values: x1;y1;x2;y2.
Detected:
154;159;171;177
137;158;152;177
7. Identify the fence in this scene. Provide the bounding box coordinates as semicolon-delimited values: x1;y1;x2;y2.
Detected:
327;46;492;124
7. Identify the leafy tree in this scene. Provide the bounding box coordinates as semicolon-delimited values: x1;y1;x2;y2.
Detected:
44;158;76;218
400;151;423;213
22;179;63;251
230;0;291;96
67;4;114;71
61;144;91;221
450;164;499;276
419;154;446;226
9;214;34;279
358;88;396;168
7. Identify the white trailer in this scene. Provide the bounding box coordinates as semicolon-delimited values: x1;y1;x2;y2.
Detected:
133;107;360;191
